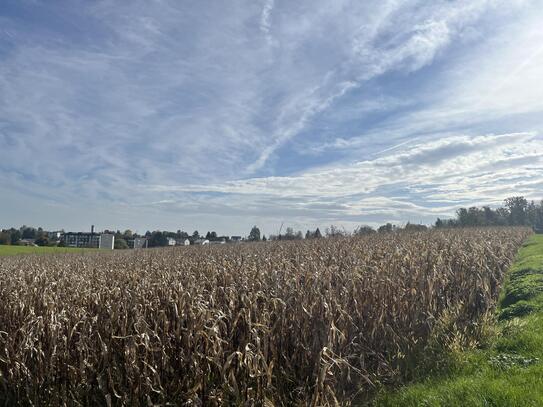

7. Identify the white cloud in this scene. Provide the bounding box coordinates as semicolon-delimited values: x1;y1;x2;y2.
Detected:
260;0;275;45
147;132;543;212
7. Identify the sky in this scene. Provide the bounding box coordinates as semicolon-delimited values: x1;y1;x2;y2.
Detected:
1;0;542;236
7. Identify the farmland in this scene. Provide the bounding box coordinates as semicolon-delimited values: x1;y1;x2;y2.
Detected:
0;227;531;405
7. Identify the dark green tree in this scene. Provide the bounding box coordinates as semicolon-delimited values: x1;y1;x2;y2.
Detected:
505;196;528;225
248;226;261;241
114;238;129;250
10;229;21;245
354;225;375;235
35;235;49;246
149;231;168;247
0;232;11;245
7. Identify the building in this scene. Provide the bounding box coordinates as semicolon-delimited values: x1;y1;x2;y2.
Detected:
99;234;115;250
133;237;148;249
62;231;114;249
167;237;176;246
176;239;190;246
63;232;100;248
127;237;148;249
231;236;242;242
47;231;62;241
210;239;226;245
194;238;209;245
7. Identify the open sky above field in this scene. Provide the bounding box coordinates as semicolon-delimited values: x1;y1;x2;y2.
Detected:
1;0;543;235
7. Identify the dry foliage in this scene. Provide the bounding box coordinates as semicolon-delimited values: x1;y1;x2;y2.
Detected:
0;227;531;406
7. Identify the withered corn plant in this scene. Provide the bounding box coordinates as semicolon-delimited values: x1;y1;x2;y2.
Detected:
0;227;531;406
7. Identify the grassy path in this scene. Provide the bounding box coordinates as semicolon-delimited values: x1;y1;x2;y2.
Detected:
373;234;543;406
0;245;96;256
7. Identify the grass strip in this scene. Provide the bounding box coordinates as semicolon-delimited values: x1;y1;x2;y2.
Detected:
0;244;96;256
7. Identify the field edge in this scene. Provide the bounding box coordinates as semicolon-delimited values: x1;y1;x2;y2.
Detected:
369;233;543;407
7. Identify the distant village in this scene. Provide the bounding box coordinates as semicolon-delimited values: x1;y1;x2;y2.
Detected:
1;226;246;250
0;225;246;250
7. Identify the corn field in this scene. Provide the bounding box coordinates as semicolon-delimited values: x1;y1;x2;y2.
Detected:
0;227;531;406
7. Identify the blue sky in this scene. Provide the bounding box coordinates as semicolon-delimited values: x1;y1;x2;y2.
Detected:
1;0;542;236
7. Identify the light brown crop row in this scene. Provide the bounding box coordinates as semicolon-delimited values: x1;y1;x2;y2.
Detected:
0;227;531;406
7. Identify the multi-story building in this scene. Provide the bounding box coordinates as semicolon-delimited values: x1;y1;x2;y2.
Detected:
99;234;115;250
47;231;62;241
62;232;115;249
127;237;148;249
63;232;100;248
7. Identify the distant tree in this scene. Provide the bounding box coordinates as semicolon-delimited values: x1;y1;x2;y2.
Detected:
0;232;11;245
10;229;21;245
456;208;469;226
354;225;375;236
326;225;346;237
495;207;509;225
535;200;543;229
305;229;322;239
284;227;295;240
262;235;267;241
114;238;129;250
278;227;303;240
526;201;538;226
505;196;529;225
123;230;133;239
248;226;261;241
403;222;427;232
176;230;189;239
204;231;218;240
378;223;393;233
21;226;36;239
434;196;543;229
149;231;168;247
35;235;49;246
192;230;200;239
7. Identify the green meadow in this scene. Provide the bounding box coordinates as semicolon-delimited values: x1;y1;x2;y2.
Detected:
0;245;96;257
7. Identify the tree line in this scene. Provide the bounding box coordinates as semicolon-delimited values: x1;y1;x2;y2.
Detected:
1;196;541;247
0;226;54;246
435;197;543;229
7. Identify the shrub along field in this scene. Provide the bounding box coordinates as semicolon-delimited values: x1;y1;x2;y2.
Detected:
373;233;543;406
0;228;531;405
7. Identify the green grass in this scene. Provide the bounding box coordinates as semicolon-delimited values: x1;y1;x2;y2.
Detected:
0;244;96;256
372;234;543;407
